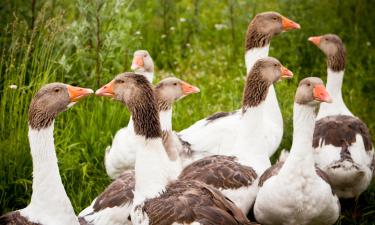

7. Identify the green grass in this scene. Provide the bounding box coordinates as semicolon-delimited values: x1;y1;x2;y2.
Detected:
0;0;374;224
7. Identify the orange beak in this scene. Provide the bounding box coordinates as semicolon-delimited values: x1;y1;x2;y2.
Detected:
67;85;93;102
280;65;294;79
313;84;332;103
308;36;321;46
95;80;115;97
131;55;144;70
181;81;200;95
281;16;301;30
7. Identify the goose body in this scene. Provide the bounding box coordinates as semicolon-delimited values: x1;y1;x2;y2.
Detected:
309;34;374;198
179;12;300;158
254;77;340;225
96;73;252;225
0;84;93;225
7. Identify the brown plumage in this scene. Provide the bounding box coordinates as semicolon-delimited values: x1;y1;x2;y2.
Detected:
179;155;257;190
0;212;41;225
92;170;135;212
313;115;373;162
142;180;251;225
205;111;237;124
325;35;346;72
242;64;269;111
259;161;333;190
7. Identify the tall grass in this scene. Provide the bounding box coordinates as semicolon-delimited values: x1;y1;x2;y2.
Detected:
0;0;374;224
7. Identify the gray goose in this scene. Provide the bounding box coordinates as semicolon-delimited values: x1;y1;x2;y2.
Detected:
0;83;93;225
95;73;252;225
308;34;374;198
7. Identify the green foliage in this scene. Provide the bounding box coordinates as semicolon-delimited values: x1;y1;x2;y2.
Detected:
0;0;374;224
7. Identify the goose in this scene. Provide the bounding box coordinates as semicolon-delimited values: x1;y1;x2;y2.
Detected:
0;83;93;225
96;73;252;225
178;11;300;159
178;57;293;214
253;77;340;225
78;77;200;225
105;50;155;179
308;34;374;198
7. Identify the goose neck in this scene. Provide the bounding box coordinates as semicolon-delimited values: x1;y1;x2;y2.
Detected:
244;45;270;73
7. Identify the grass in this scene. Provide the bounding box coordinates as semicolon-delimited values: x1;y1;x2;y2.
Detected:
0;0;374;224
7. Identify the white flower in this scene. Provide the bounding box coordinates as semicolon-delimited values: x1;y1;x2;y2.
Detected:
170;26;175;31
135;31;141;35
179;18;186;22
366;41;371;46
186;43;191;47
214;24;227;30
161;34;167;39
9;84;17;89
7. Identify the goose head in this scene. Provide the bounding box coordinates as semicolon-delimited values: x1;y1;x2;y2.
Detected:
295;77;332;106
155;77;200;110
29;83;93;130
252;57;294;84
308;34;346;71
131;50;154;73
250;12;300;37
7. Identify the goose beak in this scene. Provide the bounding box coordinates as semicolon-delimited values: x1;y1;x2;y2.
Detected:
131;55;144;70
67;85;94;102
181;81;200;95
281;16;301;30
308;36;321;46
280;66;294;79
313;84;332;103
96;80;115;97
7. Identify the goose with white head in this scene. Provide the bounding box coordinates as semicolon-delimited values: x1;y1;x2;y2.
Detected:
78;77;200;225
105;50;155;179
96;73;252;225
178;11;300;159
0;83;93;225
309;34;374;198
254;77;340;225
179;57;293;214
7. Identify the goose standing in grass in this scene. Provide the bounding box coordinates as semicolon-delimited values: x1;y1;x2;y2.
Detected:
78;77;200;225
96;73;252;225
178;11;300;159
178;57;293;214
254;77;340;225
0;83;93;225
308;34;374;198
105;50;155;179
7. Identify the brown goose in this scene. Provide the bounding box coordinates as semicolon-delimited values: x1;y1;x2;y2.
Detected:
0;83;93;225
254;77;340;225
95;73;252;225
308;34;374;198
178;11;300;159
105;50;155;179
78;77;200;225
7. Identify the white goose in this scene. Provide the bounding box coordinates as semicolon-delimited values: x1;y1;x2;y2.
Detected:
254;77;340;225
96;73;252;225
105;50;155;179
0;83;93;225
178;11;300;158
78;77;200;225
308;34;374;198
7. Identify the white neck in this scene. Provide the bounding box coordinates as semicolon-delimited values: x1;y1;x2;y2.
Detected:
22;124;79;225
317;69;352;119
135;71;154;83
133;136;180;206
282;103;316;172
244;45;270;74
160;109;172;132
231;102;271;174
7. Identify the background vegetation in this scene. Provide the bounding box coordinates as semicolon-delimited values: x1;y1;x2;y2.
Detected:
0;0;374;224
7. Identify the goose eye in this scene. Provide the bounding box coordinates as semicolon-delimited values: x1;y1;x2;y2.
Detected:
173;83;177;86
144;54;147;58
116;79;125;84
274;63;278;67
273;17;277;20
307;83;311;87
54;88;60;93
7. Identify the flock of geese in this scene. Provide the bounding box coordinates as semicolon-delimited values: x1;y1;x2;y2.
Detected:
1;11;374;225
